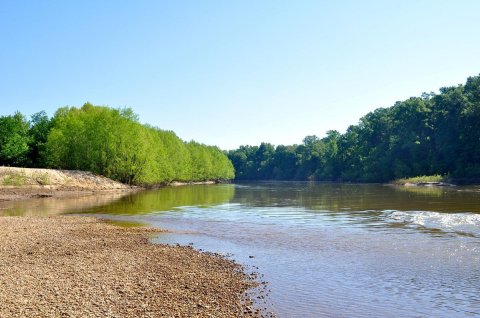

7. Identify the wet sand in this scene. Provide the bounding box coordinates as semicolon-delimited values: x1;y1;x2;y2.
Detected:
0;216;262;317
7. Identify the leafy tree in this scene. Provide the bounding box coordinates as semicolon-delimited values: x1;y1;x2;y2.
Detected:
228;74;480;184
28;111;53;167
272;145;297;180
0;112;31;166
41;103;234;184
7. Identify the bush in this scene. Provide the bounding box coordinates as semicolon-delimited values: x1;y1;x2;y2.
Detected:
43;103;234;185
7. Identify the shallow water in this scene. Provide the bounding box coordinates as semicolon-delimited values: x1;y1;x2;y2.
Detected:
2;182;480;317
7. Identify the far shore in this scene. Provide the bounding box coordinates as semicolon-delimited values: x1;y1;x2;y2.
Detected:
391;181;456;187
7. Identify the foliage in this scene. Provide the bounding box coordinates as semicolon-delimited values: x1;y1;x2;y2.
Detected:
228;74;480;183
43;103;234;185
33;171;50;185
186;141;234;181
28;111;53;167
0;103;234;185
2;170;27;186
2;73;480;185
0;112;31;166
393;175;445;185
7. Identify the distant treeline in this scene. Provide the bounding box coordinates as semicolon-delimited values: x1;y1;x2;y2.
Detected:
0;103;234;185
228;74;480;183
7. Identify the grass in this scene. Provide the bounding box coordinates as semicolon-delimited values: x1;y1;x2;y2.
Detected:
1;170;51;186
2;171;27;186
33;171;50;185
393;174;446;185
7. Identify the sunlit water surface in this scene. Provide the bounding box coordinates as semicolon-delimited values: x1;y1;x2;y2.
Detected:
2;182;480;317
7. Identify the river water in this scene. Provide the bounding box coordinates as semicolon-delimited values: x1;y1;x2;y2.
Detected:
2;182;480;317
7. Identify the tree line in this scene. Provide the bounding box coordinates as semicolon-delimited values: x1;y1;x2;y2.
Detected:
228;74;480;183
0;103;234;185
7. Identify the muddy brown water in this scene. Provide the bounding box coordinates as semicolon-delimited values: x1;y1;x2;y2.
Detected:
2;182;480;317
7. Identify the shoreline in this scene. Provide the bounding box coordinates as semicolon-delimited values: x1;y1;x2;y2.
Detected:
390;181;456;187
0;215;264;317
0;167;137;203
0;166;230;203
0;186;138;203
0;181;226;203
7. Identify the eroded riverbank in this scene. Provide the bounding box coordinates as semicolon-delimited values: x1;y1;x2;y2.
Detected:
0;216;262;317
0;167;137;203
0;167;228;203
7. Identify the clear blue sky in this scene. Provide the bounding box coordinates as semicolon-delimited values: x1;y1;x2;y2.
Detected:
1;1;479;150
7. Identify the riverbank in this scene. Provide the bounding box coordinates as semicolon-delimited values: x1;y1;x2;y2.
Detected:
397;181;455;187
0;167;231;203
0;167;136;202
390;175;456;187
0;216;262;317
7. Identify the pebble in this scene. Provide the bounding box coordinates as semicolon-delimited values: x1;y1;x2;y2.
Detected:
0;216;269;317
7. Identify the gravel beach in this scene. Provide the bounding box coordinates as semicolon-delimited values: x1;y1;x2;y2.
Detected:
0;216;261;317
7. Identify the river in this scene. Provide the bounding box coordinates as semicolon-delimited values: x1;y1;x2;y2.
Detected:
2;182;480;317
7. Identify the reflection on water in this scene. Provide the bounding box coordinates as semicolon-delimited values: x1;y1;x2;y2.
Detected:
0;185;235;216
2;182;480;317
74;184;235;215
234;182;480;213
0;192;129;216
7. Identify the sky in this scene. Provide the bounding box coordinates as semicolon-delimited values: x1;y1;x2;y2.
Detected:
0;1;479;150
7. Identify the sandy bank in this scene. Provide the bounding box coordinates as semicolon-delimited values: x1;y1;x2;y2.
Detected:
0;167;136;202
0;167;228;203
0;216;263;317
400;181;455;187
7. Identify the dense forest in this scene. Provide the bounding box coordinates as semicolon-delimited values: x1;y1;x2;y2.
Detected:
2;75;479;185
228;74;480;183
0;103;234;185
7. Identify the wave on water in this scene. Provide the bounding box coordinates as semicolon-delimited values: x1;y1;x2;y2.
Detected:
386;210;480;236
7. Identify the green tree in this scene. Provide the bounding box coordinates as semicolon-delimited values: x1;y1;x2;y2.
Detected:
0;112;31;166
44;103;234;184
228;74;480;184
28;111;53;167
